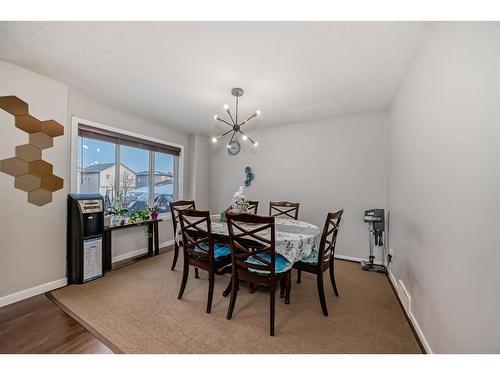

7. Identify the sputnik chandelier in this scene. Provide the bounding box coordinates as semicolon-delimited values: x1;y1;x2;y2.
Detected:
211;88;260;155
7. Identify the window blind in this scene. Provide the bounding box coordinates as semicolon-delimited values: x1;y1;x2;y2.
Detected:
78;123;181;156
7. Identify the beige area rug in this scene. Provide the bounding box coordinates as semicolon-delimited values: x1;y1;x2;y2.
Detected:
50;251;421;354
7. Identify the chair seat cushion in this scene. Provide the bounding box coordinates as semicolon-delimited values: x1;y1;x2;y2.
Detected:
247;252;292;274
300;249;319;264
195;242;231;260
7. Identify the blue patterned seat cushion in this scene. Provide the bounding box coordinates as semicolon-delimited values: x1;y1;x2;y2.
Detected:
301;249;319;264
247;252;292;274
195;242;231;259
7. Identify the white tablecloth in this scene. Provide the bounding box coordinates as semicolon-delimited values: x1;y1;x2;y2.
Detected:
175;215;321;264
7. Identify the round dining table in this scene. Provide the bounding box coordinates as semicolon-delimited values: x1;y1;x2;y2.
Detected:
176;215;321;264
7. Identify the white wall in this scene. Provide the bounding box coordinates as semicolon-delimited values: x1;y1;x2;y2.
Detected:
0;59;69;301
68;89;189;261
209;112;389;261
388;23;500;353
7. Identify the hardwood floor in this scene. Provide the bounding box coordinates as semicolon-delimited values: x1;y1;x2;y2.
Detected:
0;293;112;354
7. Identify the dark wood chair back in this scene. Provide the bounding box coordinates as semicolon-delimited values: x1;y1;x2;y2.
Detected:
247;200;259;214
177;208;215;262
226;213;276;276
316;209;344;267
269;201;300;220
169;200;196;234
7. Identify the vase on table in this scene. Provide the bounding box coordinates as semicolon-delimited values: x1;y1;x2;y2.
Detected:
150;212;158;221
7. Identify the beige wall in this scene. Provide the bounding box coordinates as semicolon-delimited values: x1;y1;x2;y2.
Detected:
186;133;210;209
0;59;69;301
208;112;389;261
388;23;500;353
0;60;191;305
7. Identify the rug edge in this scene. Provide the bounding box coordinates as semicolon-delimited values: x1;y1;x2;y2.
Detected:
47;290;125;354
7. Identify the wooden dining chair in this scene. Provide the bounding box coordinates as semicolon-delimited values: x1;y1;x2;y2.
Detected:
226;213;292;336
293;209;343;316
247;200;259;214
177;208;232;313
169;200;196;271
269;201;300;220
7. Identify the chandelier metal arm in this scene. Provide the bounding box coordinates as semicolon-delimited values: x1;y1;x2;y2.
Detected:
216;117;234;127
239;130;256;145
229;131;236;144
226;109;236;125
243;112;258;124
220;129;233;138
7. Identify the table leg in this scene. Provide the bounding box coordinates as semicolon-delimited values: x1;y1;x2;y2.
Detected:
147;222;153;257
154;221;160;256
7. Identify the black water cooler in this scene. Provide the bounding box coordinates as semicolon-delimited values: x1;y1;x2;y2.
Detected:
67;194;105;284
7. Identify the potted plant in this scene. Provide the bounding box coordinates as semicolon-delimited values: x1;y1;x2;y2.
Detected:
105;193;129;226
148;205;159;221
129;209;153;238
231;186;250;213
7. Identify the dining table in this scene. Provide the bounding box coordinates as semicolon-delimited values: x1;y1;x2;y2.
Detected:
175;214;322;264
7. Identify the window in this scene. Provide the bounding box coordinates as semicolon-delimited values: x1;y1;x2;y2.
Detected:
154;152;176;213
76;123;181;215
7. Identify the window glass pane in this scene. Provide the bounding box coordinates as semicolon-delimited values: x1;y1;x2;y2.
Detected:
120;145;149;214
77;136;116;210
154;152;176;213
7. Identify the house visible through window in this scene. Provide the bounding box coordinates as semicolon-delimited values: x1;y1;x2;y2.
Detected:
76;124;180;215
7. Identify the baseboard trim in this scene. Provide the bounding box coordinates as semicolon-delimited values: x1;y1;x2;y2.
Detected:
335;254;383;265
0;278;68;308
0;241;176;308
111;240;174;263
387;269;433;354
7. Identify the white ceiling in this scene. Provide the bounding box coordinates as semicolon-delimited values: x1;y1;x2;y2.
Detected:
0;22;426;135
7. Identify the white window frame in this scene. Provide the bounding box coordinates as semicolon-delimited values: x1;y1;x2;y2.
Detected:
70;116;184;220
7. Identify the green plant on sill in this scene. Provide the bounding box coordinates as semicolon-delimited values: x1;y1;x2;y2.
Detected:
106;208;129;216
129;209;153;238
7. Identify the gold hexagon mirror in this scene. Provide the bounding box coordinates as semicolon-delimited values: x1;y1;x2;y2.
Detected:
0;95;64;206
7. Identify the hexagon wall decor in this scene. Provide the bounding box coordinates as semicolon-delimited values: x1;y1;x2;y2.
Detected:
0;95;64;206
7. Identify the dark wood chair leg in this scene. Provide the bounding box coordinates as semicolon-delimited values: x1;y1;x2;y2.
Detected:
285;271;291;305
177;255;189;299
279;278;285;298
222;277;232;297
206;270;214;313
329;261;339;297
194;267;200;278
171;243;179;271
297;269;302;283
249;283;256;293
227;278;239;320
316;273;328;317
270;282;276;336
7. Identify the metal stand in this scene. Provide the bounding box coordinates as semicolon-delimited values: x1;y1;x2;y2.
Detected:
361;214;387;273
